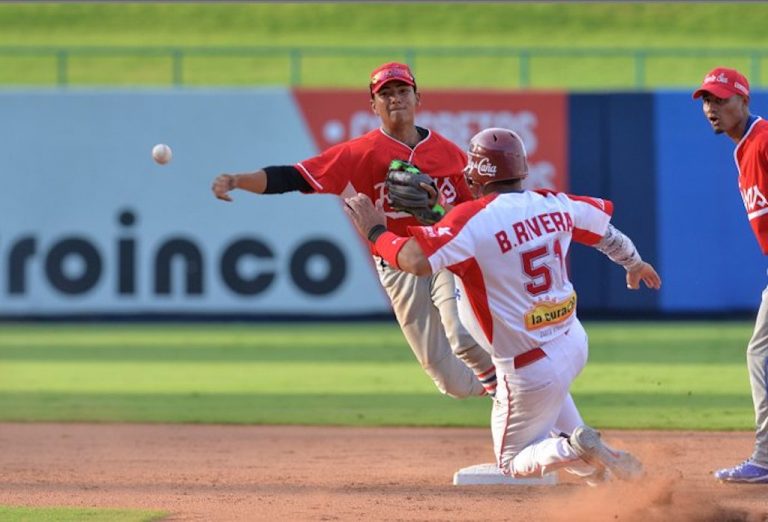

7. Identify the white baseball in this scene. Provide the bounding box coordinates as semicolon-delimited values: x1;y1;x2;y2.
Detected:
152;143;173;165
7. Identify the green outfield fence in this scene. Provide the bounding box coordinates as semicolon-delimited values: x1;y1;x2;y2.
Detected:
2;45;767;89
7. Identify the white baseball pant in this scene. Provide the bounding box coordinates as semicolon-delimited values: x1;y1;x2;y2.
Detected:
492;319;596;478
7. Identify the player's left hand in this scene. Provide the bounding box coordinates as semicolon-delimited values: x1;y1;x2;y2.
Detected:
626;261;662;290
343;193;386;239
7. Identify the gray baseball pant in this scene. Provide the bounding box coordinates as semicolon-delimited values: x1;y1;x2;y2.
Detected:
375;256;493;398
747;282;768;467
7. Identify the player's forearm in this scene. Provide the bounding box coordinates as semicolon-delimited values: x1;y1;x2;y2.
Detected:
367;225;431;276
397;240;432;276
213;166;310;202
594;224;643;271
230;170;268;194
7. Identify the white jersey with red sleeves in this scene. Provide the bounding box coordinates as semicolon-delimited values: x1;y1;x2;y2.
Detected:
736;116;768;254
295;127;472;247
409;190;614;365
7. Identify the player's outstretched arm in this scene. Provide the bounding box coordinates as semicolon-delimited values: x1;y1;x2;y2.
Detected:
626;261;662;290
211;170;268;202
594;224;661;291
343;193;432;276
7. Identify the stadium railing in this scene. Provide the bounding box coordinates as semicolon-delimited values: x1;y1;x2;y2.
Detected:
0;46;765;88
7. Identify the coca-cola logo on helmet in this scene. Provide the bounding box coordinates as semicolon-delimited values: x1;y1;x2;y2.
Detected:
468;156;497;177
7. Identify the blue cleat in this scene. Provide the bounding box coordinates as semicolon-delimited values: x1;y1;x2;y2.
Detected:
714;460;768;483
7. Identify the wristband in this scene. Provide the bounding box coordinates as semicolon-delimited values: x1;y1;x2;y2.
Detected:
373;231;409;269
367;224;387;243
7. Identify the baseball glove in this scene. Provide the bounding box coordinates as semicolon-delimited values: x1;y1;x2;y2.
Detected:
385;159;446;225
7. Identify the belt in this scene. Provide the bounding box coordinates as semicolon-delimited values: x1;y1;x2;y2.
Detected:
513;347;546;369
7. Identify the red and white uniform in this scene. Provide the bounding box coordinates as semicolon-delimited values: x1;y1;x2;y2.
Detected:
295;127;495;399
411;190;612;362
410;190;614;477
736;117;768;254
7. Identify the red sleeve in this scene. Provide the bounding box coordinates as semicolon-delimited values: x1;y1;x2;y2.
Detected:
295;143;352;195
408;195;497;257
557;192;614;246
531;190;614;245
566;193;613;214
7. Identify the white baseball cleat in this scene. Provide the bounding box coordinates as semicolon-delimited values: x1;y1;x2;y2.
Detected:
569;425;643;481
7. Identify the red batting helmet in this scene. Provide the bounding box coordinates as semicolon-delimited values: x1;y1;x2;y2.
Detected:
464;128;528;197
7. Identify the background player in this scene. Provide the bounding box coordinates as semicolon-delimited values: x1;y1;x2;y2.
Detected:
694;67;768;484
343;127;661;482
211;61;496;399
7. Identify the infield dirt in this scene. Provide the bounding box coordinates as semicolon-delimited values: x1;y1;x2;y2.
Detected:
0;423;765;521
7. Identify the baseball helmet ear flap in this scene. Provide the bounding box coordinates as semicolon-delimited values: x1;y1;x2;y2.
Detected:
464;128;528;196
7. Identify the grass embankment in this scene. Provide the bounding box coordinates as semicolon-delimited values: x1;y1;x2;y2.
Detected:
0;3;766;88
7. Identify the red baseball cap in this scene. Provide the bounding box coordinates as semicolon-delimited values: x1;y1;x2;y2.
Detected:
369;62;416;93
692;67;750;99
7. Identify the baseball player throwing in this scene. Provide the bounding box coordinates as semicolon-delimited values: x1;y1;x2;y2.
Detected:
211;62;496;399
344;127;661;483
694;67;768;483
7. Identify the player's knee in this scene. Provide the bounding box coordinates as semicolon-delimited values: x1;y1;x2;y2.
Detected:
439;385;472;399
450;338;479;357
433;375;485;399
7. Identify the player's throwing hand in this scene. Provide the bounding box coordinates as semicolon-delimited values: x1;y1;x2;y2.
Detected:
212;174;236;202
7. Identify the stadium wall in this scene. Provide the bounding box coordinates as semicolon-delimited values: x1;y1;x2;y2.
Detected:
0;88;765;320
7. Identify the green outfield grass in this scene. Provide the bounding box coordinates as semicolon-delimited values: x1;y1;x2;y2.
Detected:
1;3;767;88
0;506;165;522
0;322;756;430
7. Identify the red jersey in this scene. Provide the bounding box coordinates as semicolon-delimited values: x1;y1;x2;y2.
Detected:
296;127;473;253
736;116;768;254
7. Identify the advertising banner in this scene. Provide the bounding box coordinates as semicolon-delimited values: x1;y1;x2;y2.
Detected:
293;89;569;191
0;90;388;318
